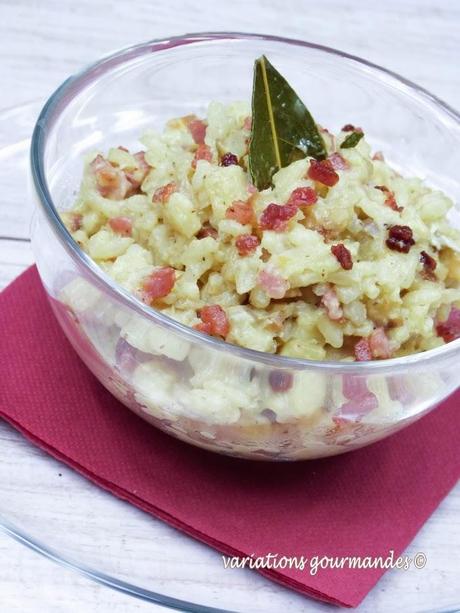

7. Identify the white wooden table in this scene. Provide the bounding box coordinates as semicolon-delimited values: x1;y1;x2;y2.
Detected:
1;1;459;611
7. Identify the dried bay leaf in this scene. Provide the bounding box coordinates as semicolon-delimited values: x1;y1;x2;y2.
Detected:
248;55;327;190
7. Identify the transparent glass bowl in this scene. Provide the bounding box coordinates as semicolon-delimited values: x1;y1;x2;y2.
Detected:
30;32;460;461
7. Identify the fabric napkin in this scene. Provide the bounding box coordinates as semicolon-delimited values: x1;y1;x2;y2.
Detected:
1;266;459;608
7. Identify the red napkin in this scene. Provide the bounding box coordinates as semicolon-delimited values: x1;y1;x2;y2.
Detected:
1;267;459;608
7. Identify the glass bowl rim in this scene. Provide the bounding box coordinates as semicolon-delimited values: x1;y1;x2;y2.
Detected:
30;31;460;373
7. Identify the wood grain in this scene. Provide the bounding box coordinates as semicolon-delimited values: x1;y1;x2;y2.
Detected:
0;0;459;611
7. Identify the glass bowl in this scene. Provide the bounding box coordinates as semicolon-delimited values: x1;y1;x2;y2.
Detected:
30;32;460;461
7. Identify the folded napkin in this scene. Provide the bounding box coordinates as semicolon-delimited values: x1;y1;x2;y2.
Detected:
1;266;459;608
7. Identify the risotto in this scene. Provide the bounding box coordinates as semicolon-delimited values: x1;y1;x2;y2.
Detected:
62;101;460;363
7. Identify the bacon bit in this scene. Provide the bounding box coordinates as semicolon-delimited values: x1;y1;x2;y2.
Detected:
195;305;230;338
372;151;385;161
420;250;437;272
114;337;137;373
328;152;349;171
225;199;255;225
69;213;83;232
109;216;133;236
192;144;213;169
385;193;402;212
339;373;378;418
343;375;370;398
153;182;177;203
90;154;131;200
259;203;298;232
117;146;129;152
307;159;339;187
342;124;362;132
115;337;152;374
387;376;414;404
134;151;150;174
337;394;379;419
321;287;343;320
90;154;109;173
286;187;318;208
125;151;151;192
331;243;353;270
369;327;392;359
375;185;403;212
354;338;372;361
220;152;239;167
436;307;460;343
235;234;260;256
243;116;252;131
386;225;415;253
187;118;207;144
258;269;289;299
268;370;293;392
142;267;176;302
194;321;213;335
197;223;218;239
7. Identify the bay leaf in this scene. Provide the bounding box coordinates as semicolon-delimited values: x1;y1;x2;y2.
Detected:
248;55;327;191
